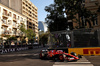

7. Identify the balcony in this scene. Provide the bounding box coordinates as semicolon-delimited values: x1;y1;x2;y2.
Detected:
23;1;26;5
2;19;8;27
2;30;12;35
20;20;24;24
7;20;12;25
15;31;25;36
13;24;17;29
2;13;8;18
12;31;16;36
13;18;17;22
16;31;20;36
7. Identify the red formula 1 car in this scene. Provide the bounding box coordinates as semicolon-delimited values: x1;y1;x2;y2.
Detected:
39;50;80;62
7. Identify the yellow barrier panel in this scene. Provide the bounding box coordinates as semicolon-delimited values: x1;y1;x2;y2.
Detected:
68;47;100;56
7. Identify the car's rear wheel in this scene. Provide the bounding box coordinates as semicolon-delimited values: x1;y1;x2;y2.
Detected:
53;55;58;62
59;54;64;62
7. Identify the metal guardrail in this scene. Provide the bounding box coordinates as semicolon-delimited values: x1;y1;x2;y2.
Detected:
0;43;40;54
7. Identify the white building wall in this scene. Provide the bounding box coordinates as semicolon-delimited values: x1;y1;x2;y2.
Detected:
0;4;27;38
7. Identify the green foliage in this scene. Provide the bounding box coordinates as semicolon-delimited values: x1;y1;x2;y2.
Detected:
19;23;36;41
3;35;10;38
45;4;68;32
0;38;3;40
26;28;36;40
54;0;93;28
19;23;26;33
8;36;17;40
45;0;96;30
39;32;49;45
5;36;17;45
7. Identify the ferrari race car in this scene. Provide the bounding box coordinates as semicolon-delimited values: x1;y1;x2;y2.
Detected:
39;50;81;62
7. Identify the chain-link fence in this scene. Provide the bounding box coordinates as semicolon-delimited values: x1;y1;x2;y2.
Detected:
48;29;100;49
73;29;99;47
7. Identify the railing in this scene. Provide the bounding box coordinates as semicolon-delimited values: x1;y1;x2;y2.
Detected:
12;31;16;35
13;18;17;21
2;30;12;35
13;24;17;28
20;20;24;24
2;13;8;16
7;22;11;25
0;42;40;54
2;19;7;23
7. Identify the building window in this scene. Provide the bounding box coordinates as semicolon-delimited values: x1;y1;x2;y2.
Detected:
13;14;16;19
21;17;23;21
29;26;32;29
95;16;98;25
33;27;35;29
8;20;11;25
26;4;28;7
8;12;12;17
3;27;7;33
13;21;16;27
29;22;32;25
3;9;7;15
2;18;7;24
90;0;97;1
18;16;19;20
92;14;98;26
13;29;17;34
33;24;35;26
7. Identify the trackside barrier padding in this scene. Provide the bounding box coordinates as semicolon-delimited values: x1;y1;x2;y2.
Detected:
68;47;100;56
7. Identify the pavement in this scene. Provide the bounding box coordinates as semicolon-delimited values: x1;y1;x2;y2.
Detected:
53;56;93;66
85;56;100;66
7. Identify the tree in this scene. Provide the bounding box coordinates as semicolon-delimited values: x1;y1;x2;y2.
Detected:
19;23;26;36
55;0;94;28
26;28;36;40
19;23;36;43
45;4;68;32
39;32;49;46
45;0;95;30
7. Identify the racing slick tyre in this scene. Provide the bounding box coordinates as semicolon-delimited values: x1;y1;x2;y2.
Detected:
39;53;43;59
59;54;64;62
53;55;59;62
39;52;45;59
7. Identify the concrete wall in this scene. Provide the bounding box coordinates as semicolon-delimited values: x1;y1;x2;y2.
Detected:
0;0;22;13
85;0;100;11
10;0;22;13
0;0;9;7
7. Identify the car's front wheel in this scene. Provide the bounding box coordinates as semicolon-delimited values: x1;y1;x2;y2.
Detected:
39;53;43;59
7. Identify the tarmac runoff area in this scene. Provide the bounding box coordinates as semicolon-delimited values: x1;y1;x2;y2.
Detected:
53;56;94;66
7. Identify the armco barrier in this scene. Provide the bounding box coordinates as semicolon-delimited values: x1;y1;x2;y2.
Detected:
0;47;28;54
68;47;100;56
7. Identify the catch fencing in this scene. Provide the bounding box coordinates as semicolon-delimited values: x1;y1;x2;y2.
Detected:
48;28;100;49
